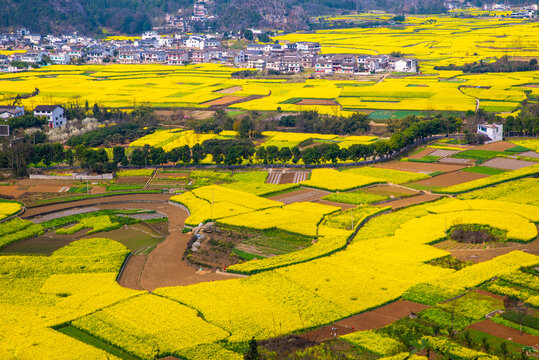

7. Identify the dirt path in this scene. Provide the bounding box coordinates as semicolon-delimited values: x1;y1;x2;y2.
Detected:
383;194;442;209
22;194;241;291
468;320;539;347
299;300;427;343
118;255;146;290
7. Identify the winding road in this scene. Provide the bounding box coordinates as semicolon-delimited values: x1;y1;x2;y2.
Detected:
22;193;240;292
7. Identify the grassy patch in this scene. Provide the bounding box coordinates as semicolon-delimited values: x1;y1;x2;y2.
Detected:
235;229;312;258
462;166;506;175
428;171;445;177
408;156;440;163
56;325;139;360
452;150;506;162
232;248;266;261
505;145;531;153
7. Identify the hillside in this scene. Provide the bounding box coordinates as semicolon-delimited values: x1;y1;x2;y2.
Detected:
0;0;520;34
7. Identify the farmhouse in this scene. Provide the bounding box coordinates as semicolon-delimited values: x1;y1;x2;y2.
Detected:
0;106;24;119
20;50;45;63
392;59;418;73
34;105;66;128
49;52;71;64
477;123;503;143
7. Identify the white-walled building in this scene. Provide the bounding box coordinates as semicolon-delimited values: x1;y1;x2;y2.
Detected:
477;123;503;143
50;53;71;64
0;106;24;119
34;105;66;128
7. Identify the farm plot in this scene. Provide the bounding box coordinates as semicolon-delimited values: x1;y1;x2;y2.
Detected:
481;157;537;170
411;171;489;187
377;162;466;174
269;188;330;205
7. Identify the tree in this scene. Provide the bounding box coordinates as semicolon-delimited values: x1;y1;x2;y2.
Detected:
130;148;145;166
244;337;259;360
192;143;204;164
255;147;267;163
150;147;167;165
179;145;191;164
278;147;292;162
64;149;74;166
113;146;128;166
243;29;254;41
265;146;278;163
92;103;100;116
237;117;254;138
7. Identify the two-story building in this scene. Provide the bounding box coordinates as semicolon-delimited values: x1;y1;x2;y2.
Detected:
50;53;71;65
166;50;189;65
477;123;503;143
34;105;66;128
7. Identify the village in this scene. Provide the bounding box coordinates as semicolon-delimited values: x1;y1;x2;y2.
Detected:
0;28;419;75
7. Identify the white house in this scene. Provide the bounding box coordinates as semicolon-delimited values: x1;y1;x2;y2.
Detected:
50;53;71;65
34;105;66;128
20;50;45;63
0;106;24;119
477;123;503;143
142;31;159;40
185;36;205;49
392;59;417;73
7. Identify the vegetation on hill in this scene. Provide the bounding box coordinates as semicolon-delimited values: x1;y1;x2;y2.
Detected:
0;0;450;34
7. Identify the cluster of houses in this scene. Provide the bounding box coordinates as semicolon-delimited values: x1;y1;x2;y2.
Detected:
443;1;537;16
0;105;66;128
0;28;419;75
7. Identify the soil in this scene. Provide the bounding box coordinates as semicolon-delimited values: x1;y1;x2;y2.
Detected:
376;162;466;174
296;99;339;106
117;255;146;290
90;186;107;194
269;188;330;205
190;110;214;120
481;157;537;170
272;171;309;185
520;151;539;159
217;85;242;93
0;185;26;198
473;141;516;151
412;170;488;187
314;199;356;210
260;335;319;354
26;185;65;193
299;300;428;343
468;320;539;347
409;148;436;160
335;300;428;331
383;194;442;209
185;227;250;269
204;96;245;106
279;172;296;184
115;177;149;185
363;184;419;197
